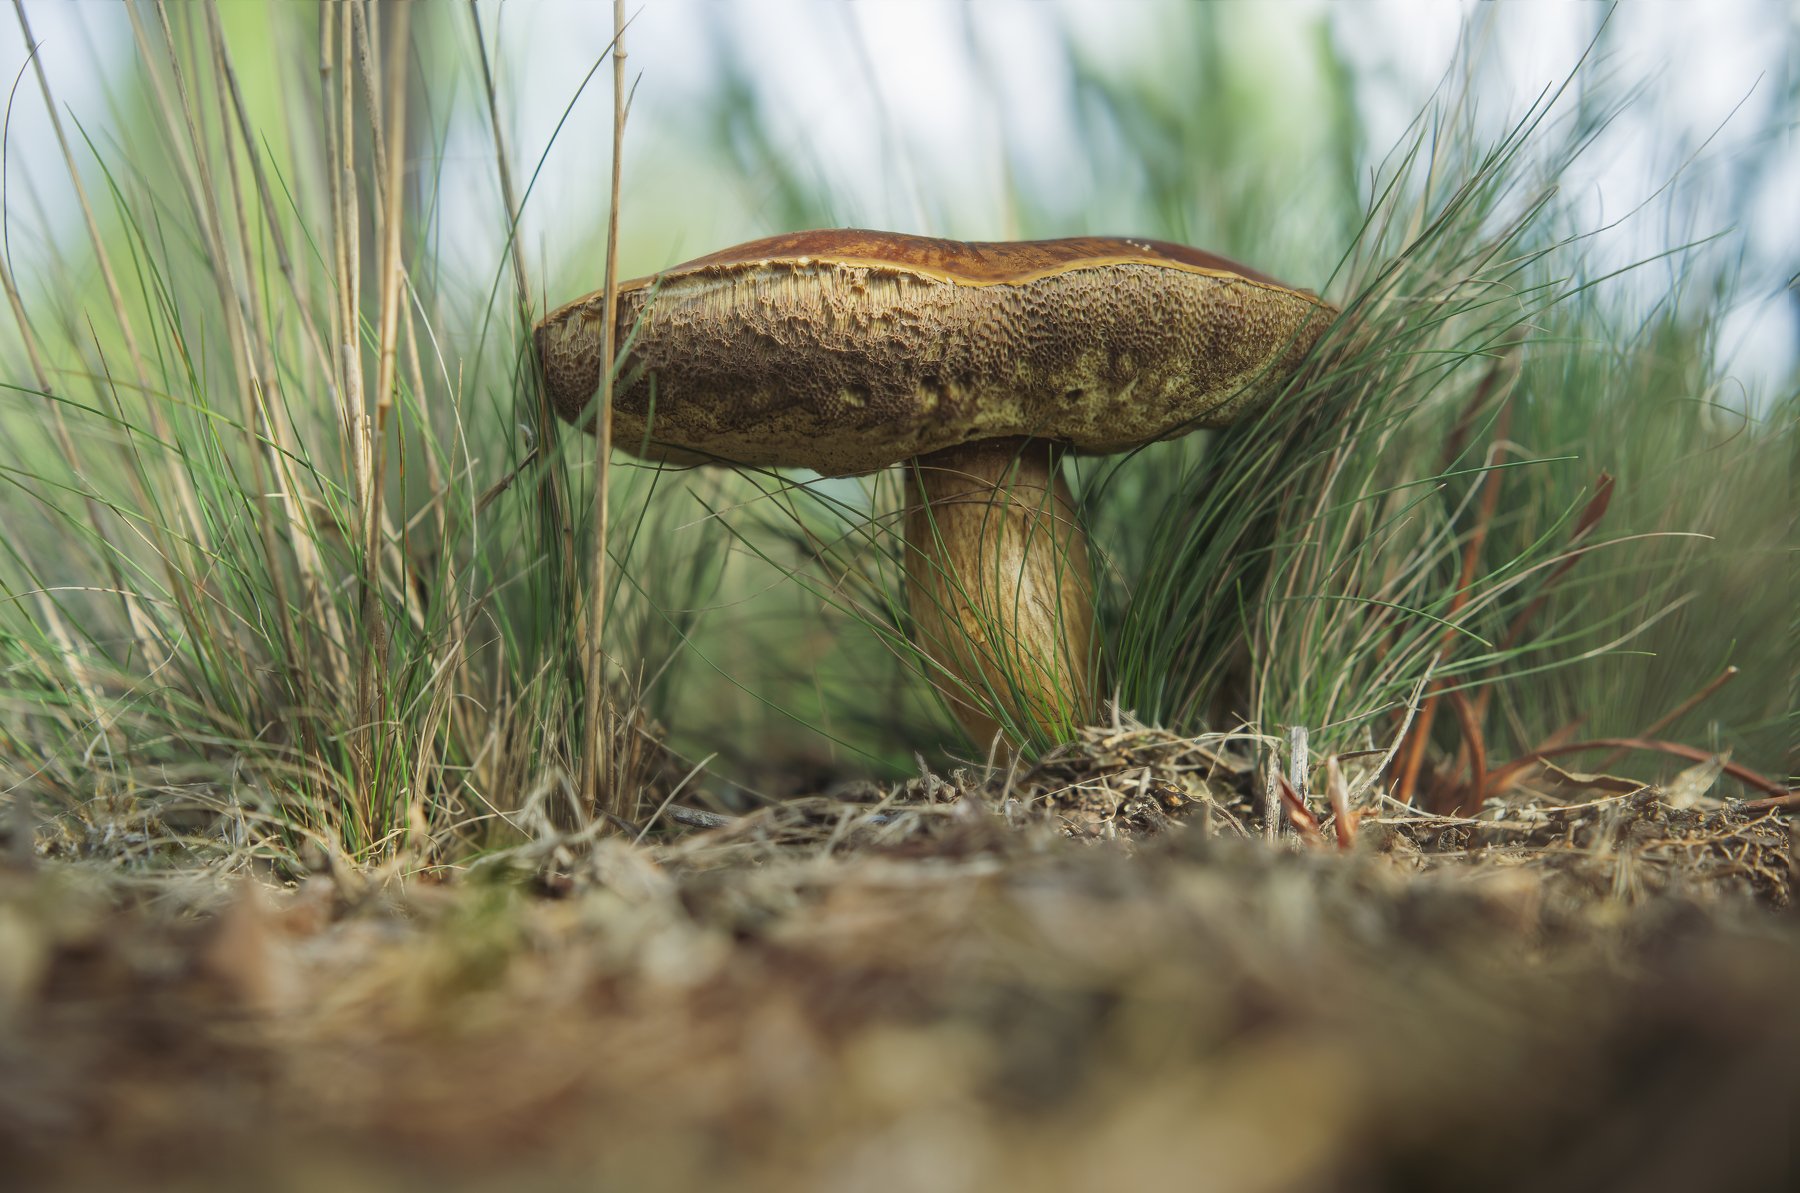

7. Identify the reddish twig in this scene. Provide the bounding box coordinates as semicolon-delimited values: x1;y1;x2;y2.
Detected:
1486;737;1787;799
1383;354;1514;797
1470;472;1614;728
1593;665;1739;772
1325;755;1357;850
1436;689;1487;815
1735;790;1800;813
1435;342;1519;475
1396;408;1512;805
1501;471;1615;651
1276;774;1323;844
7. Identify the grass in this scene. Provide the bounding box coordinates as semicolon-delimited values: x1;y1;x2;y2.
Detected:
0;1;706;870
0;6;1791;859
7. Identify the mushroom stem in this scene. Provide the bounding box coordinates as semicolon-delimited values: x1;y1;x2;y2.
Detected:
904;438;1096;753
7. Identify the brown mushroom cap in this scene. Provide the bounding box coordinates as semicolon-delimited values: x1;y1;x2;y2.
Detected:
536;229;1335;477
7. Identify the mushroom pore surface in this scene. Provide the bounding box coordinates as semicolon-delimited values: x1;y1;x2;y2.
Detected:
536;230;1335;476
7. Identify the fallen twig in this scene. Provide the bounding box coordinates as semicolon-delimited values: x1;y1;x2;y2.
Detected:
1732;790;1800;813
1487;737;1786;799
667;804;738;830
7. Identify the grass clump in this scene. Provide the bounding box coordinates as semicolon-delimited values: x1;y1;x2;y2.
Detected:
693;18;1791;806
0;3;701;872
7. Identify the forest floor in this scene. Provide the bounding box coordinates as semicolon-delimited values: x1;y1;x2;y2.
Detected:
3;726;1795;1192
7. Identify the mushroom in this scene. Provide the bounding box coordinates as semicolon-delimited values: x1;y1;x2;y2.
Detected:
536;230;1334;752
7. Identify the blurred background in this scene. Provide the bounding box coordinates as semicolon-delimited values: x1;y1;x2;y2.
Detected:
7;1;1794;388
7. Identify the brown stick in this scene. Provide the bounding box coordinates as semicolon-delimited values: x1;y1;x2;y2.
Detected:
1592;666;1739;772
1468;472;1615;732
1734;790;1800;813
1396;407;1512;805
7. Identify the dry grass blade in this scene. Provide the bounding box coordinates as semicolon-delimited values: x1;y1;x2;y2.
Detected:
11;1;142;381
204;0;351;685
0;253;110;722
579;0;629;826
1325;754;1356;849
467;0;572;590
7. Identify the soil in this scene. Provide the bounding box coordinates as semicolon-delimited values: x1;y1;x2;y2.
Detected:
3;728;1795;1192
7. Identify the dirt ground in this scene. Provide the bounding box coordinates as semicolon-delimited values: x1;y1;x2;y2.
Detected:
3;730;1795;1192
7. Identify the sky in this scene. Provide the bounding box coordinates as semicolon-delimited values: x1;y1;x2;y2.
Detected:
3;0;1795;394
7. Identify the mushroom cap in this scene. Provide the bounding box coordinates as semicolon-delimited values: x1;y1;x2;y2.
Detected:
536;229;1335;477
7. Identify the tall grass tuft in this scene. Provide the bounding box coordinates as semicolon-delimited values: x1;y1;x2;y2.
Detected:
0;2;703;871
1104;29;1793;799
